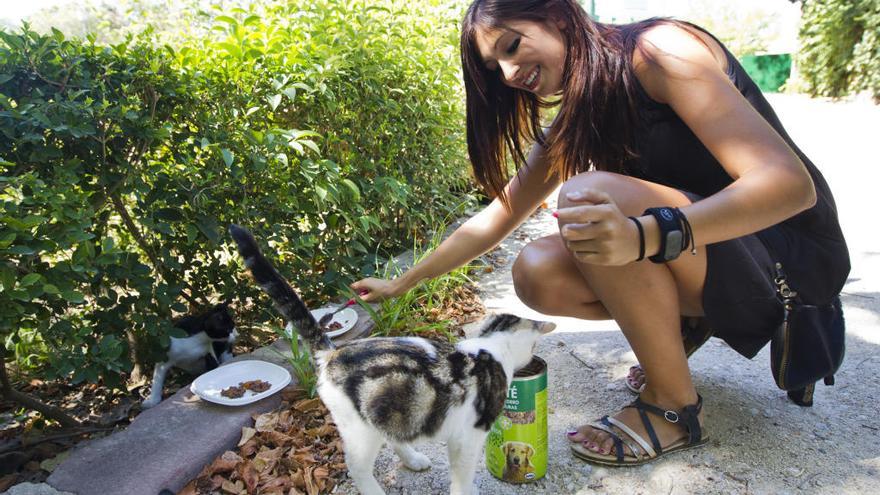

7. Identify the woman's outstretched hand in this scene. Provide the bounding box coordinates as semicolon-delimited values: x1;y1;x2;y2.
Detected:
555;188;641;266
349;277;404;303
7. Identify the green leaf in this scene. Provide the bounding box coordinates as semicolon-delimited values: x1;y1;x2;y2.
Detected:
341;179;361;201
61;290;85;303
43;284;59;294
0;232;15;248
155;208;184;221
0;266;15;291
214;15;238;25
315;185;328;201
8;246;35;255
221;148;234;167
20;273;42;287
282;87;298;101
268;94;282;111
21;215;47;227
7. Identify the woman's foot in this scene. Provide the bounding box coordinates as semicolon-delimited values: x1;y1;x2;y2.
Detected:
566;394;706;464
625;365;646;393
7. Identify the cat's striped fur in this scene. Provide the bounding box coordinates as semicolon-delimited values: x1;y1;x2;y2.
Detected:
229;225;554;495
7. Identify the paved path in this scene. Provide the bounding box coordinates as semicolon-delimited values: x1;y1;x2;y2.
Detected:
336;93;880;494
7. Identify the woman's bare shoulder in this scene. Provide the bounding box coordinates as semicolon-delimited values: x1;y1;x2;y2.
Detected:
631;22;729;103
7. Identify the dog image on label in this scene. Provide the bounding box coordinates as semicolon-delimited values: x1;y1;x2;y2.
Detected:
502;441;536;482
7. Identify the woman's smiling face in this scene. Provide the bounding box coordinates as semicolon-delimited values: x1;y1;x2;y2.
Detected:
474;19;566;97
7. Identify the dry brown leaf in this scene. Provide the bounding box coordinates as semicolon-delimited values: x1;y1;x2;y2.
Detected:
281;386;309;402
262;430;295;448
304;424;336;438
291;469;306;490
204;451;242;476
304;466;320;495
239;437;260;457
237;460;260;494
312;466;329;480
292;398;322;412
260;474;292;491
255;411;280;432
238;427;257;447
221;478;244;494
254;446;284;474
211;474;226;490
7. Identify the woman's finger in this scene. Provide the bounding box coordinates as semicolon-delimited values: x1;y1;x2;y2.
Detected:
555;204;613;224
565;188;613;205
560;222;603;242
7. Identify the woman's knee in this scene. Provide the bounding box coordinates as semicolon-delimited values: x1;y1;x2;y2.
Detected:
558;171;626;209
512;237;570;312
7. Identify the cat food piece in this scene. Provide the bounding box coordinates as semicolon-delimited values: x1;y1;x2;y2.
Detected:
241;379;271;393
221;385;246;398
322;321;343;332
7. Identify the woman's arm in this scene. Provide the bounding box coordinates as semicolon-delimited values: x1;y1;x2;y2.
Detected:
632;24;815;256
353;142;561;300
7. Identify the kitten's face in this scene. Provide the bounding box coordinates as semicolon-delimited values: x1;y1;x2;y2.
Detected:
479;313;555;370
204;304;236;340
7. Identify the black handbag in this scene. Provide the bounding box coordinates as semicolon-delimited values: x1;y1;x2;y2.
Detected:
770;262;845;407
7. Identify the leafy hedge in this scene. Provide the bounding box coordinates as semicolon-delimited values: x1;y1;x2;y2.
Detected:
797;0;880;101
0;0;473;386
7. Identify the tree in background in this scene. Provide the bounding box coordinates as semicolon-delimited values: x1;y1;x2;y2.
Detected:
681;0;776;57
795;0;880;102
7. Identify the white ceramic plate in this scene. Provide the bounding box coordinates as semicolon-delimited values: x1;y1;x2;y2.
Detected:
190;360;290;406
310;307;358;337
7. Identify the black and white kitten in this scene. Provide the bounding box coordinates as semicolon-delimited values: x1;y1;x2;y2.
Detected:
229;225;554;495
142;303;238;409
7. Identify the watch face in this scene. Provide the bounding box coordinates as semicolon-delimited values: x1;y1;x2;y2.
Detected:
664;230;683;260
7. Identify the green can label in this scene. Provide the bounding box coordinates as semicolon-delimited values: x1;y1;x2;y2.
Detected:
485;356;547;483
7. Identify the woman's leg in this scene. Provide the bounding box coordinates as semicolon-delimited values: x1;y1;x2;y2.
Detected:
514;171;707;458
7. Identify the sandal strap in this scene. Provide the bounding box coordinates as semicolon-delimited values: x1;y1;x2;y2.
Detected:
591;417;626;463
595;417;649;462
606;416;657;458
628;394;704;444
634;407;663;454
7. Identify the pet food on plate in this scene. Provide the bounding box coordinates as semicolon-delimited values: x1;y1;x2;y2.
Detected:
220;379;271;398
322;321;343;331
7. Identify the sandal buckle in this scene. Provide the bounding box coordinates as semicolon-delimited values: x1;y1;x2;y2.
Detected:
664;410;679;423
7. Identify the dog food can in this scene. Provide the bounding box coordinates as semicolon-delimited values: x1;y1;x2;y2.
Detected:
485;356;547;483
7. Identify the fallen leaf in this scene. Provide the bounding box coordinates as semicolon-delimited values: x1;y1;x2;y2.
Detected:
292;398;322;412
255;412;280;432
238;427;257;447
237;460;260;494
221;478;243;494
261;430;294;447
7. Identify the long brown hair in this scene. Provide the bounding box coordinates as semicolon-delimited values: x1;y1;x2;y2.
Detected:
460;0;659;206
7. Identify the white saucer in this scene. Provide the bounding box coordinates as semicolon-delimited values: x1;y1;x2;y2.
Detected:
190;360;291;406
310;307;358;337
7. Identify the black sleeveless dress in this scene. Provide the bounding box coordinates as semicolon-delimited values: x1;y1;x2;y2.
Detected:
623;29;850;358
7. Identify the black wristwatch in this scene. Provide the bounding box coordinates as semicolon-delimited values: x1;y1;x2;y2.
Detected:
643;207;683;263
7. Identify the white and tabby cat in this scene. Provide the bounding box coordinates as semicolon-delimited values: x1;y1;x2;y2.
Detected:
229;225;554;495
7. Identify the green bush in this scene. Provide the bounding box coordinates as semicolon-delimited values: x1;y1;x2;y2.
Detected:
797;0;880;101
1;0;474;388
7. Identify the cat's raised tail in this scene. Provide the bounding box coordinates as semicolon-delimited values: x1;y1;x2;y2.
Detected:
228;224;333;352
